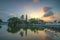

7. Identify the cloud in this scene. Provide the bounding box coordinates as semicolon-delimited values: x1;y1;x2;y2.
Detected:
42;7;52;12
44;11;54;17
23;5;32;10
41;16;56;22
33;0;39;3
40;7;56;21
9;13;17;17
0;9;17;21
42;7;54;17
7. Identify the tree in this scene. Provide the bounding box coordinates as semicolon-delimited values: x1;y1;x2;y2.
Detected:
0;19;2;24
29;18;45;24
25;14;28;24
29;18;38;24
38;20;45;24
8;17;21;26
54;20;57;23
20;15;24;20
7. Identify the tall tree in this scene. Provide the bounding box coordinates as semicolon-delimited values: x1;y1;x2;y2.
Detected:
26;14;28;24
0;19;2;24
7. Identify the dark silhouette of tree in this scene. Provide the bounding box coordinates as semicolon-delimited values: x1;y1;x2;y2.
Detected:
20;31;24;37
0;19;2;24
25;14;28;24
29;18;38;24
29;18;45;24
8;17;21;27
7;26;20;33
0;26;2;28
20;15;24;20
58;21;60;23
54;20;57;23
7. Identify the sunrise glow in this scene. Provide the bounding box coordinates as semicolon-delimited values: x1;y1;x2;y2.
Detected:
29;7;55;22
29;11;44;19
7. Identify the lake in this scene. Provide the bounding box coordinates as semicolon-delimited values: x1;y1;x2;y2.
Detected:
0;24;60;40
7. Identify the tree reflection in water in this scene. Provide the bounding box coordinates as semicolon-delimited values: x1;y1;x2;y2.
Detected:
7;26;20;33
7;24;60;40
7;24;45;37
20;31;24;37
0;26;2;29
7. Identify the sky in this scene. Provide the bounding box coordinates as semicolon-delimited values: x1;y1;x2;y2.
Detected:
0;0;60;22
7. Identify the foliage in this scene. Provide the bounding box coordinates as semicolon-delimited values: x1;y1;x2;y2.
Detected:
29;18;45;24
0;19;2;24
8;17;45;27
20;15;24;20
8;17;21;26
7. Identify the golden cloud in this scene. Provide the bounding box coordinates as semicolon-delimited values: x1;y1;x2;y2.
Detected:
41;16;56;22
33;0;39;3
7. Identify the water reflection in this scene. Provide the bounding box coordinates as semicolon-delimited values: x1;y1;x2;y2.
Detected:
0;24;59;40
7;24;54;40
7;26;20;33
20;31;24;37
7;25;45;36
0;26;2;29
45;26;60;32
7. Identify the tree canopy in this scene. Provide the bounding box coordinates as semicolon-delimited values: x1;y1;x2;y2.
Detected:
8;17;45;26
29;18;45;24
0;19;2;24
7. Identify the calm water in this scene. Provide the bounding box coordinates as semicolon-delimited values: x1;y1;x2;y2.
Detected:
0;24;60;40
